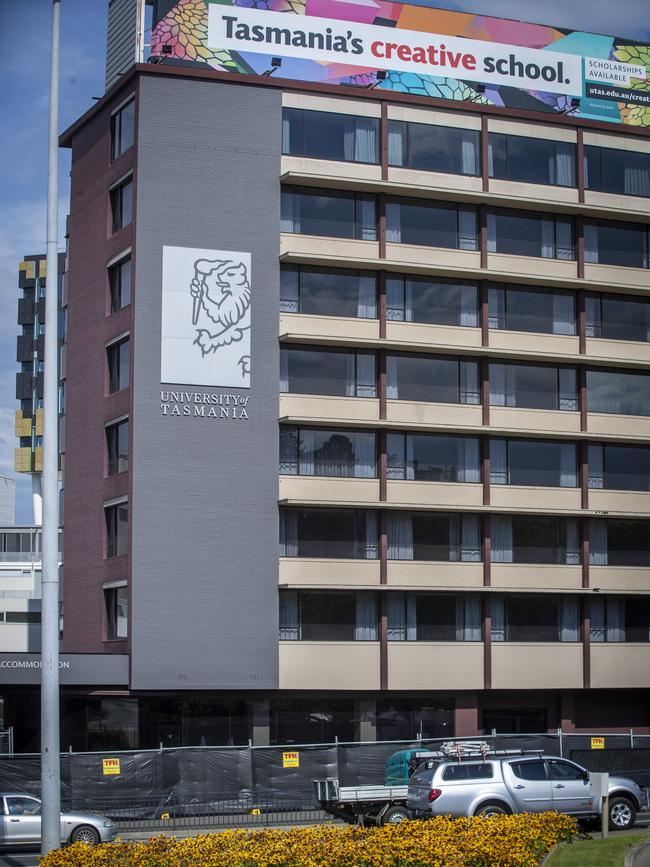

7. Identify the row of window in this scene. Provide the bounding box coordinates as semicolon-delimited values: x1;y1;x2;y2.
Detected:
280;427;650;492
282;107;650;198
282;265;650;343
279;590;650;644
280;508;650;566
282;187;650;268
281;346;650;417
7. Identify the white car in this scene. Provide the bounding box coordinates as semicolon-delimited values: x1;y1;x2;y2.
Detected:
0;793;117;847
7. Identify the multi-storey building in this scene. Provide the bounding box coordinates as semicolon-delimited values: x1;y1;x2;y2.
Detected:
13;1;650;750
0;479;15;526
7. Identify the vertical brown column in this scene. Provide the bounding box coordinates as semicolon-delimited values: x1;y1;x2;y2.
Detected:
380;102;388;182
576;129;585;205
580;440;589;511
483;595;492;690
581;517;590;590
479;204;488;270
455;694;480;737
578;365;587;433
480;281;489;348
481;115;489;193
581;597;591;689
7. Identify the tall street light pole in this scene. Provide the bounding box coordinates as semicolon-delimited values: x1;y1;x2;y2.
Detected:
41;0;62;856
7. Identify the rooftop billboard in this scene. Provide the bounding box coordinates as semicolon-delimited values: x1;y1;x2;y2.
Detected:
151;0;650;127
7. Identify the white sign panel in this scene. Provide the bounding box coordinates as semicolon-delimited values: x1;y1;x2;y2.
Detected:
161;245;251;389
585;57;647;86
208;6;583;96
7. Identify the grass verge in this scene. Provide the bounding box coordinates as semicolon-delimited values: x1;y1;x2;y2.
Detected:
547;831;650;866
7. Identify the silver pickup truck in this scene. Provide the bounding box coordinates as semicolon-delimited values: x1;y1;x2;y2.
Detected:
407;753;647;830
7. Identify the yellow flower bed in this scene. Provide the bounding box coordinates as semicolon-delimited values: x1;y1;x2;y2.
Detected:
41;812;576;867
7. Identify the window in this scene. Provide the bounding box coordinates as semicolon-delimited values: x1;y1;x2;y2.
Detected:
280;347;376;398
586;293;650;342
386;198;477;250
106;419;129;475
488;285;575;335
280;427;376;478
6;797;41;817
279;590;377;641
491;515;580;565
280;265;377;318
510;761;547;781
488;210;574;260
387;354;479;405
386;592;481;641
489;133;576;187
282;108;379;163
280;508;378;559
281;187;376;240
110;178;133;232
492;595;580;642
4;612;41;624
490;439;577;488
111;98;135;160
388;121;480;176
584;220;649;268
442;764;494;781
588;443;650;492
589;519;650;567
585;145;650;198
387;275;478;326
587;368;650;416
108;256;131;312
387;433;480;482
590;596;650;643
105;502;128;558
107;338;130;393
546;760;586;781
387;512;481;562
105;586;128;640
490;362;577;411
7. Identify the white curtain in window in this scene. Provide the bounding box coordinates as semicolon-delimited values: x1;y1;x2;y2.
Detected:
387;433;405;480
386;202;401;243
552;293;575;335
464;595;482;640
588;444;604;489
449;515;460;562
487;212;497;253
491;597;506;641
565;518;580;566
560;443;577;488
364;510;378;560
461;132;477;175
357;196;377;241
279;428;298;475
590;597;606;642
560;596;580;642
455;595;465;641
541;217;555;259
387;512;413;560
387;124;405;166
356;352;376;398
491;516;513;563
460;284;478;327
280;191;299;233
461;515;481;562
386;277;404;322
487;140;495;177
281;113;292;154
489;363;506;406
280;510;298;557
354;433;376;479
404;280;415;323
355;592;378;640
116;590;128;639
488;285;505;329
460;361;479;405
606;597;625;643
584;223;599;263
458;438;480;483
279;591;299;640
279;350;289;392
405;436;415;481
550;143;575;187
458;207;477;251
585;295;600;338
624;159;650;197
298;428;315;476
490;439;508;485
407;594;417;641
357;274;377;319
589;520;608;566
559;368;578;412
357;118;378;164
386;355;399;399
387;592;406;640
280;271;299;313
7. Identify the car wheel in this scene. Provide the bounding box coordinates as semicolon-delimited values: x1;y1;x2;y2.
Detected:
70;825;100;846
474;802;511;818
608;797;636;831
382;806;411;825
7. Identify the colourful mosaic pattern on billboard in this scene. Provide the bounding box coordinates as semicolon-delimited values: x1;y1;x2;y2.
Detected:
151;0;650;126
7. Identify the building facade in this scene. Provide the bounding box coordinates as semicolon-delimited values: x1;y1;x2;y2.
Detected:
15;3;649;751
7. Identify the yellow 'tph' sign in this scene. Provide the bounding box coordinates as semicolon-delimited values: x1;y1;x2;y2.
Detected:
282;751;299;768
591;737;605;750
102;758;121;776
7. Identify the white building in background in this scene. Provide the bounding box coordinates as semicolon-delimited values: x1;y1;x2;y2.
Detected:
0;479;15;526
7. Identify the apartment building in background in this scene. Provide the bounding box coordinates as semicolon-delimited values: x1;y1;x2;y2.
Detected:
3;0;650;751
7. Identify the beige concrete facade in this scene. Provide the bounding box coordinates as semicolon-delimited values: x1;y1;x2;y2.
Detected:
586;338;650;366
279;641;381;689
279;394;379;424
490;485;581;512
386;321;482;351
590;645;650;689
489;407;581;435
490;565;582;591
589;490;650;516
587;413;650;439
491;643;583;689
386;480;482;509
589;566;650;593
279;475;379;505
387;561;484;588
387;643;484;690
281;313;380;343
279;558;380;587
489;330;579;359
387;400;483;429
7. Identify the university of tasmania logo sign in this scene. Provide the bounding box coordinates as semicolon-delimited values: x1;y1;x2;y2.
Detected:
161;245;251;389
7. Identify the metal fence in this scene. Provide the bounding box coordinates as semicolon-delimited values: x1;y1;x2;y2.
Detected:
0;728;14;756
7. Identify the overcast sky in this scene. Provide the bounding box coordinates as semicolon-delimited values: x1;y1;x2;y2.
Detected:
0;0;648;523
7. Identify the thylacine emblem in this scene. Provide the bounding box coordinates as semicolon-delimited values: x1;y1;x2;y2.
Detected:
190;258;251;378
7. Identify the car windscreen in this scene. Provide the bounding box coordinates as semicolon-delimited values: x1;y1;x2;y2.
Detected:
442;763;494;781
409;763;441;784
